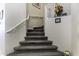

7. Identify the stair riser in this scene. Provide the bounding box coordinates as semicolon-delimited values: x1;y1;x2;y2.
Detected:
20;43;52;46
27;33;45;36
13;50;58;53
27;30;44;32
34;27;43;29
25;37;48;40
14;49;57;52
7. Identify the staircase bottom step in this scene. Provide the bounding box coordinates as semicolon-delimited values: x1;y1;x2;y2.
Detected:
8;51;64;56
14;45;57;52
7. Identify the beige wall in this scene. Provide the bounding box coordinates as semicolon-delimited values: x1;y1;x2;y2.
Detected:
28;17;44;28
28;3;44;17
28;3;44;28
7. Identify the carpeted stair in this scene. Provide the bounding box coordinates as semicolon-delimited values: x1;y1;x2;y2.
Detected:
8;26;64;56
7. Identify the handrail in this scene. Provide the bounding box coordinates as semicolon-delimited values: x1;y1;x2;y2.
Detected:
6;14;29;33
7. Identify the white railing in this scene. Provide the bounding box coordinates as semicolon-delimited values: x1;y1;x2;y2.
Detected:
6;14;30;33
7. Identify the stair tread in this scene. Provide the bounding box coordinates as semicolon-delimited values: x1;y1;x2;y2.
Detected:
27;29;44;30
27;32;44;33
8;51;64;56
14;45;57;50
25;36;47;40
27;32;45;36
20;40;52;46
26;36;46;37
20;40;52;43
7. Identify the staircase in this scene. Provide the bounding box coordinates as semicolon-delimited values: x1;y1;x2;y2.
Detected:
8;26;64;56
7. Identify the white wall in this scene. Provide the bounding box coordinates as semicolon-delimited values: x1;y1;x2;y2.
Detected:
45;5;72;52
45;3;79;56
0;3;5;55
5;3;27;55
71;3;79;56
